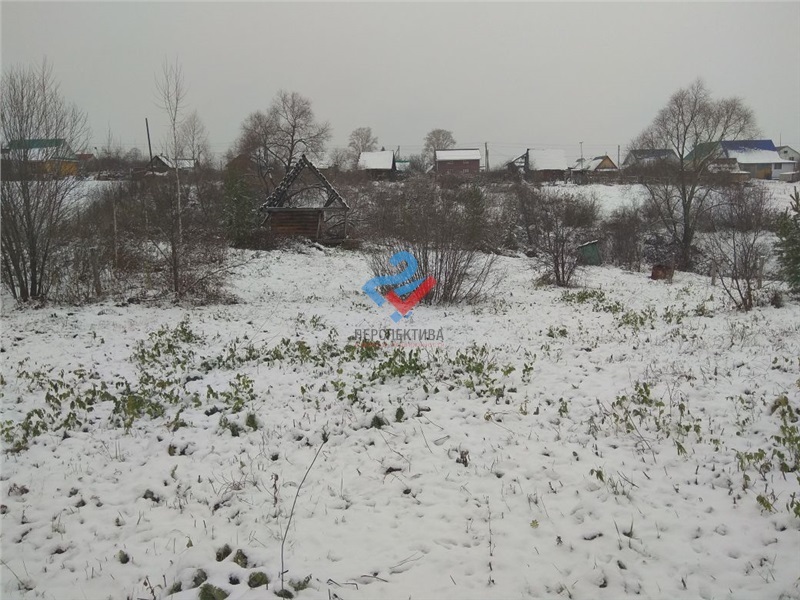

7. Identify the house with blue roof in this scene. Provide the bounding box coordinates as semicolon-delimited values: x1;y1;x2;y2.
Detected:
686;139;794;180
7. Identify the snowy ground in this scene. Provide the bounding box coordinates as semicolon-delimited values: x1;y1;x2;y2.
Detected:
558;179;798;216
1;245;799;600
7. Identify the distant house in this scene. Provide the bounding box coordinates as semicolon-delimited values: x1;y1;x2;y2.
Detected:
357;150;396;179
707;158;750;183
569;155;617;184
687;140;793;180
776;145;800;181
1;138;79;178
720;140;793;180
776;145;800;163
507;148;569;181
622;149;678;169
572;155;618;172
225;153;257;175
147;154;197;174
435;149;481;175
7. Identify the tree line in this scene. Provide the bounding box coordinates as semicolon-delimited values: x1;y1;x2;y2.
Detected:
2;59;799;309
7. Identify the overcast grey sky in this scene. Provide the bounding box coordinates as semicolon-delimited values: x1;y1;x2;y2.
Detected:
2;2;799;166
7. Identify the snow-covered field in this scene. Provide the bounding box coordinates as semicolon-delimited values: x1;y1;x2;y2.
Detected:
2;244;799;600
560;179;798;216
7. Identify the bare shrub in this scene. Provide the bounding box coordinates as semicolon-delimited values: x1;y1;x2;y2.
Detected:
49;176;230;303
367;177;499;305
603;202;645;271
519;187;599;287
701;185;775;311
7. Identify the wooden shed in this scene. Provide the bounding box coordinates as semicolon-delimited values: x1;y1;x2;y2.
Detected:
259;155;350;243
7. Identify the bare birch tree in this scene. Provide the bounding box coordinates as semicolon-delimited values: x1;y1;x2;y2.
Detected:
155;58;187;297
1;59;89;300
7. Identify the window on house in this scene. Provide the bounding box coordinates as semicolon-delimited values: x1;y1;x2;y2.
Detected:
775;164;782;170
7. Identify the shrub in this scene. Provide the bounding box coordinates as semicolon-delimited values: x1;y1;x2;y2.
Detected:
366;178;499;305
603;202;645;271
519;187;599;287
702;185;775;310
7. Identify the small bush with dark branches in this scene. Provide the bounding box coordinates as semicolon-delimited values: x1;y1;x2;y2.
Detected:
519;187;599;287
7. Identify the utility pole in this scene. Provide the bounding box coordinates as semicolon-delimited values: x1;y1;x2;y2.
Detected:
617;144;620;168
145;118;154;175
485;142;489;172
580;141;584;166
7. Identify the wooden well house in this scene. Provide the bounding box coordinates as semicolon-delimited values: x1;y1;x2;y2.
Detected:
259;155;350;243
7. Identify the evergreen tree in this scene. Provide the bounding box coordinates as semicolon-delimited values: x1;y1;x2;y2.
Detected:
776;187;800;294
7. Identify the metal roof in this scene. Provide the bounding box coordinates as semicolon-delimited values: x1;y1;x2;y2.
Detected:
435;149;481;162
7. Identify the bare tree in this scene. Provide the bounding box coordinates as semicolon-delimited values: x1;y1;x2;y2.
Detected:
179;110;210;167
328;147;352;172
702;185;774;311
1;59;89;300
234;110;279;192
155;58;187;297
348;126;378;166
423;128;456;163
269;90;331;169
631;79;758;270
235;90;330;188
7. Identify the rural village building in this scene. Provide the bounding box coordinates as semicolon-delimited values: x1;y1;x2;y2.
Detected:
1;138;79;178
507;148;569;181
435;149;481;175
688;140;794;180
146;154;198;174
621;149;679;168
570;154;617;183
357;150;396;179
777;145;800;164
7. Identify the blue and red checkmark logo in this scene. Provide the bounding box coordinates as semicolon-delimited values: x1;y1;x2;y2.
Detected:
363;251;437;323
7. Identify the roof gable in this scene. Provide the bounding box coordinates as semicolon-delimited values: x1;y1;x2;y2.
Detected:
574;155;617;171
261;155;348;211
357;150;395;170
686;142;720;162
626;148;677;160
